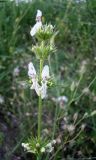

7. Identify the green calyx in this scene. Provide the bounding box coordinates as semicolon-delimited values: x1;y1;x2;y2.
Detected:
35;24;54;41
32;23;58;60
32;41;55;60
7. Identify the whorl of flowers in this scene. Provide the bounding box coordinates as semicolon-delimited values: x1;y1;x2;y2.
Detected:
30;10;42;36
22;139;56;154
28;62;49;99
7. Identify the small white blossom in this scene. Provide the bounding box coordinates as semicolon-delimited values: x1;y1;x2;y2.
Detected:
21;143;30;150
30;21;42;36
46;146;54;153
57;96;68;103
40;65;50;99
36;10;42;17
52;96;68;108
30;10;42;36
67;124;75;132
40;147;45;153
40;82;47;99
45;142;53;153
28;62;36;78
46;143;52;148
36;143;40;147
52;139;56;145
22;142;36;153
45;140;56;153
28;62;38;91
28;62;50;99
42;65;50;81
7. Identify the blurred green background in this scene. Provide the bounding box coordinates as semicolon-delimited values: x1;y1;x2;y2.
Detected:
0;0;96;159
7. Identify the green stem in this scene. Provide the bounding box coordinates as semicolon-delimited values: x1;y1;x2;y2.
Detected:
38;59;43;141
38;95;42;141
37;156;40;160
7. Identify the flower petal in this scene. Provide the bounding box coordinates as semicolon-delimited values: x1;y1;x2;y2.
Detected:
36;10;42;17
40;82;47;99
42;65;49;81
30;21;42;36
28;62;36;78
34;82;41;96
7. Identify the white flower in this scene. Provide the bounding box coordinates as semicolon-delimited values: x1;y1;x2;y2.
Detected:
30;21;42;36
42;65;49;81
40;147;45;153
30;80;40;91
28;62;39;92
57;96;68;103
44;140;56;153
28;62;38;90
46;146;54;153
67;124;75;132
28;62;36;78
30;10;42;36
21;143;30;150
45;143;54;153
40;82;47;99
28;62;50;99
40;65;50;99
36;10;42;17
52;96;68;103
22;142;36;153
52;139;56;145
46;143;52;148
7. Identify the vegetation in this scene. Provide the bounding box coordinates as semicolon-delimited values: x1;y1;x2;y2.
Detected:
0;0;96;159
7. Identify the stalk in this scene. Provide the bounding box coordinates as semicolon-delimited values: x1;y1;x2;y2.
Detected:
38;59;43;141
